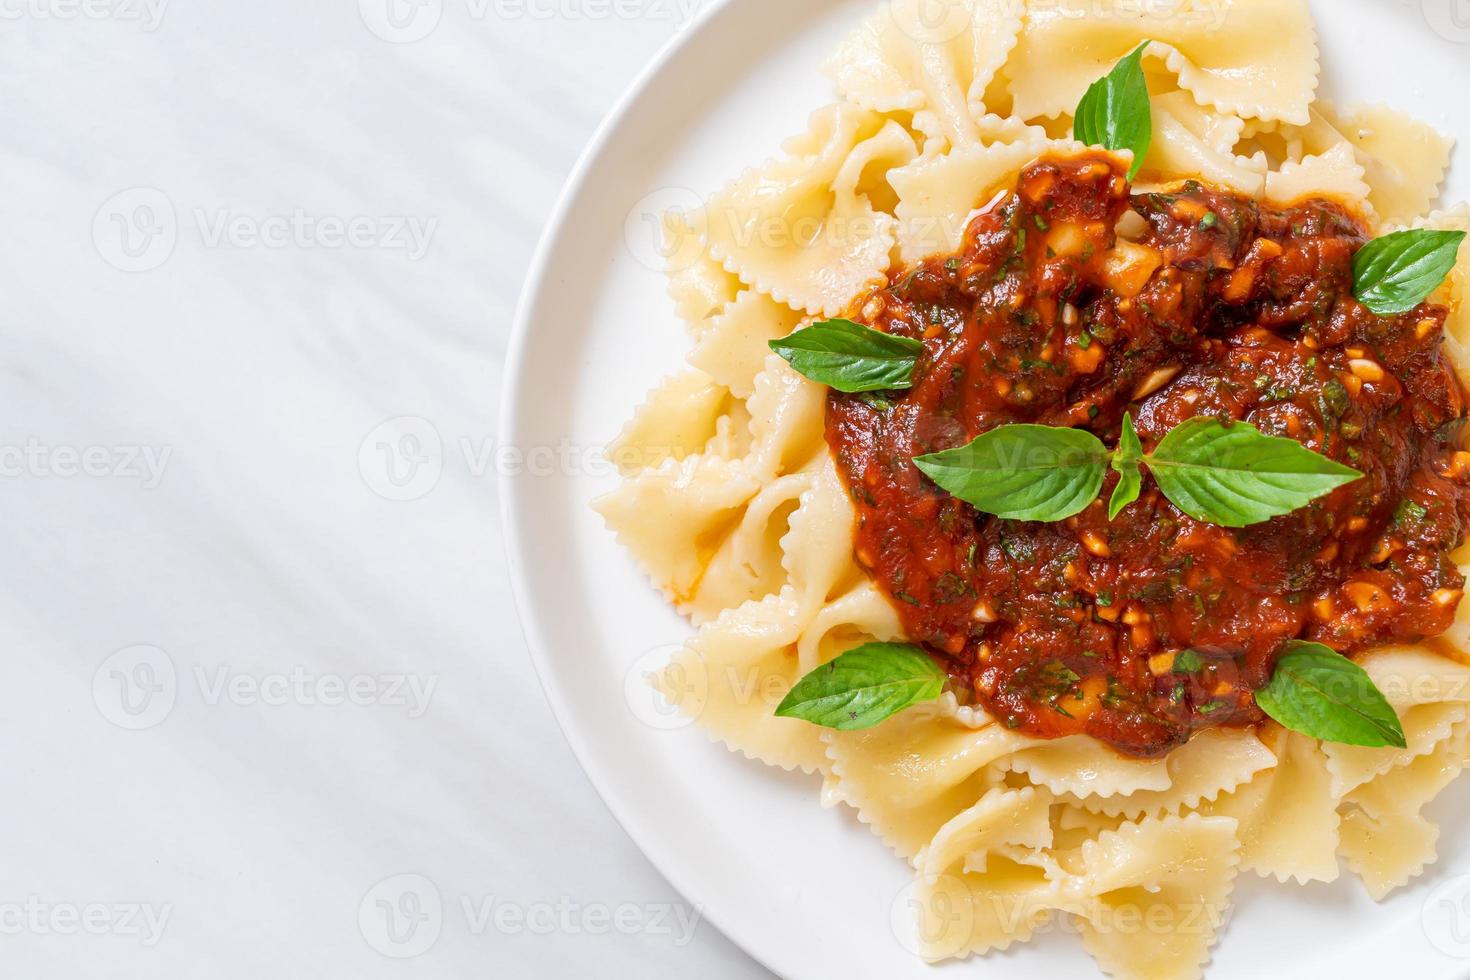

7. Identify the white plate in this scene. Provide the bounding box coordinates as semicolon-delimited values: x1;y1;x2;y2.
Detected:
502;2;1470;976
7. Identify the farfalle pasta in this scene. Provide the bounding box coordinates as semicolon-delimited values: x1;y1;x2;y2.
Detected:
822;0;1024;149
1202;728;1342;883
596;1;1470;977
1281;104;1455;227
1003;0;1320;124
702;104;917;316
1137;90;1266;196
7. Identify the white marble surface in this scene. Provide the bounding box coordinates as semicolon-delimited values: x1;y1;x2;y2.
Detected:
0;2;768;976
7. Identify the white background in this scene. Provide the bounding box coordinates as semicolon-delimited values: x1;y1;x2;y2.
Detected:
0;0;767;975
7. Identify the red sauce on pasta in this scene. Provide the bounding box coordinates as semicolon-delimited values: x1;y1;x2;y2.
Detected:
825;151;1470;758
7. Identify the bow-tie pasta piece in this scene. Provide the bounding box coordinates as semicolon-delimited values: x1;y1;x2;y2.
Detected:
971;111;1049;145
1068;813;1242;980
1263;143;1373;218
687;292;804;400
1338;722;1470;900
1138;91;1267;195
775;456;866;614
905;786;1060;959
691;452;858;628
996;734;1174;800
1276;104;1455;227
794;581;905;676
650;464;902;770
653;589;826;772
1340;809;1439;903
1201;728;1341;884
1347;722;1470;822
605;370;736;477
704;104;918;317
595;453;761;609
1064;728;1276;820
1151;90;1247;156
685;472;814;626
1005;0;1319;126
823;0;1024;150
1046;806;1128;879
742;355;830;486
825;695;1024;859
662;208;744;327
1055;803;1128;840
1321;648;1470;798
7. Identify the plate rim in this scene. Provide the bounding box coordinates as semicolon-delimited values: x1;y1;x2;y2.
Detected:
497;1;786;976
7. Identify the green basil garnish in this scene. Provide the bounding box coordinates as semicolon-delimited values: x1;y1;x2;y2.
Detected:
914;417;1360;529
1353;229;1467;316
1147;417;1362;527
775;643;946;730
913;425;1111;522
1108;411;1144;519
768;318;923;393
1073;42;1153;179
1255;642;1406;748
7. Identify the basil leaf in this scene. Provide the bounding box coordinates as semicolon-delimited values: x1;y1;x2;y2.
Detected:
775;643;946;730
1108;411;1144;519
1255;642;1406;748
1073;42;1152;179
914;425;1110;521
1354;229;1467;316
1145;418;1361;528
768;318;923;393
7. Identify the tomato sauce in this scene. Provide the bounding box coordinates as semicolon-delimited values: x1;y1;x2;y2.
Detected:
825;151;1470;757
